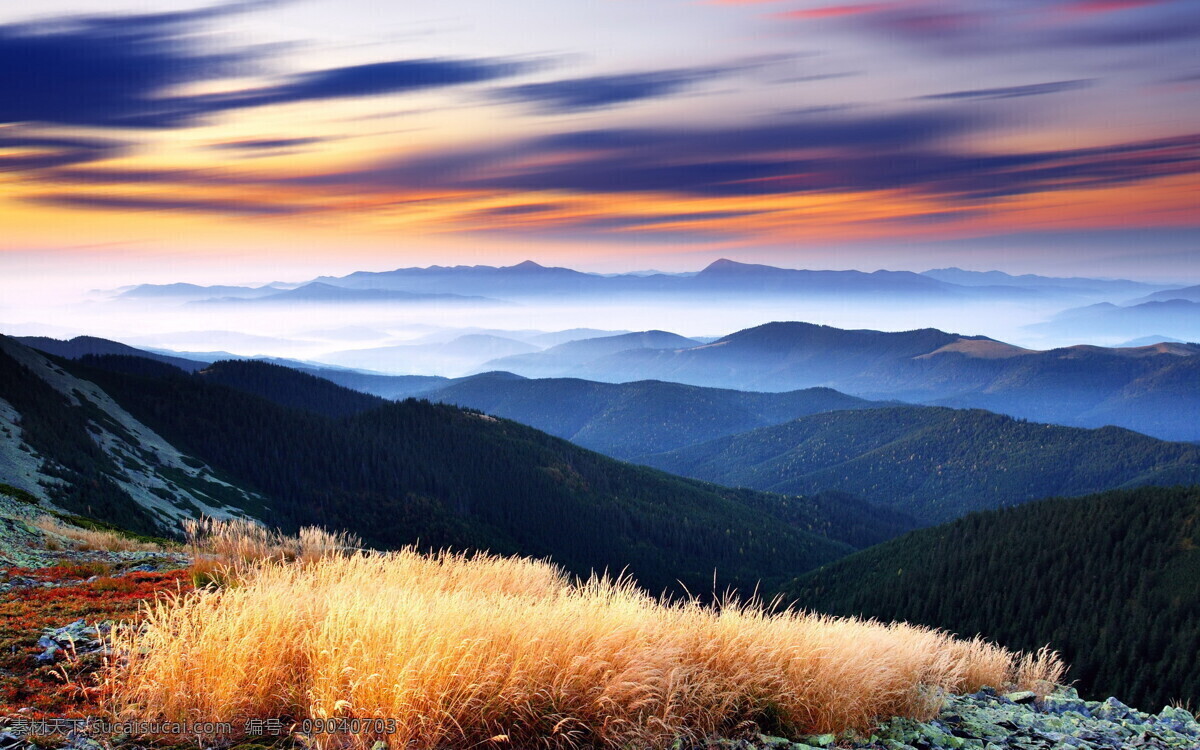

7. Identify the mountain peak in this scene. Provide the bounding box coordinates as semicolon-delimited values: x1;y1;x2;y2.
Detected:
507;260;547;271
701;258;752;273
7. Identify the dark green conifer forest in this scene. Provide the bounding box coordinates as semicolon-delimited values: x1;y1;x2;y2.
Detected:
784;486;1200;711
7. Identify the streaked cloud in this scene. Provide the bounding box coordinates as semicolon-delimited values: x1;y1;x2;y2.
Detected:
1062;0;1169;15
26;192;307;216
919;80;1093;101
193;58;537;114
774;4;897;21
474;203;566;217
0;134;124;171
209;137;329;151
493;67;736;113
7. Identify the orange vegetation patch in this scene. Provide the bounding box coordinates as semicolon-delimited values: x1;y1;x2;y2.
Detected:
0;567;187;718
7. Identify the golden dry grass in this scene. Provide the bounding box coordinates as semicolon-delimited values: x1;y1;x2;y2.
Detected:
106;538;1063;749
182;517;361;582
33;516;163;553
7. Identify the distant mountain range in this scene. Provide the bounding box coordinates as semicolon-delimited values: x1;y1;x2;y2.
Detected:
1129;283;1200;304
921;267;1168;298
114;282;289;301
299;259;1148;301
640;405;1200;523
1120;335;1183;347
490;321;1200;441
190;281;503;306
1027;299;1200;342
110;259;1177;307
784;485;1200;711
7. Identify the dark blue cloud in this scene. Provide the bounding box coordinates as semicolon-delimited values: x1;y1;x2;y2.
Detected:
0;4;534;130
209;137;327;150
475;203;565;216
198;59;535;112
919;80;1093;100
43;167;221;185
529;110;972;155
492;68;730;113
27;193;304;216
0;4;253;128
0;135;123;171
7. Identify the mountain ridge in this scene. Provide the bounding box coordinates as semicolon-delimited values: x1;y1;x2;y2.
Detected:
110;259;1135;304
640;405;1200;522
422;372;886;458
511;321;1200;441
190;282;505;306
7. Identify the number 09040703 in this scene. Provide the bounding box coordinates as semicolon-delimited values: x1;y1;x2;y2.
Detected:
300;717;399;735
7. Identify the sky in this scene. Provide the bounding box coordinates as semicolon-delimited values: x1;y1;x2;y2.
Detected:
2;0;1199;296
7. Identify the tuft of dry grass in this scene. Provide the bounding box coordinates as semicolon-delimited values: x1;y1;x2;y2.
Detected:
33;516;163;553
106;545;1063;749
182;517;361;583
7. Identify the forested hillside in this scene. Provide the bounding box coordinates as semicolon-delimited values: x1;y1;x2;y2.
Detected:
195;359;387;418
784;486;1200;712
65;354;916;594
425;373;881;458
642;406;1200;522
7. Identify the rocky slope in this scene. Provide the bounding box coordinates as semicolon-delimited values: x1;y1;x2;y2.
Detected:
780;688;1200;750
0;336;264;535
